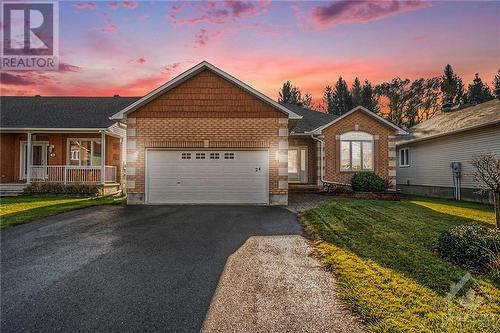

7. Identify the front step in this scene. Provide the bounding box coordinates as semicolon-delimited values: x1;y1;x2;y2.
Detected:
0;184;27;197
289;184;321;193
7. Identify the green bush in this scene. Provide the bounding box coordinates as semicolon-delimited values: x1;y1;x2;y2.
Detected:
24;183;102;196
351;172;388;192
437;224;499;272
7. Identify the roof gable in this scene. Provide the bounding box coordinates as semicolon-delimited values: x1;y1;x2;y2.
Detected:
111;61;301;120
313;106;407;134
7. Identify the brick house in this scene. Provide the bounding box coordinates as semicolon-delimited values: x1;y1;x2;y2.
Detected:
0;61;406;202
110;62;406;205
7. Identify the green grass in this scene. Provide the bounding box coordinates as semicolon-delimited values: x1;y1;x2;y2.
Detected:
0;195;122;229
301;197;500;332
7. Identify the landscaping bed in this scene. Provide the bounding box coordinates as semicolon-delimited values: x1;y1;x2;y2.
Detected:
300;197;499;332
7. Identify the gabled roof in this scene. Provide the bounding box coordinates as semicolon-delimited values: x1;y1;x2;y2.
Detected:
111;61;301;120
312;105;407;135
397;99;500;145
0;96;140;130
281;103;338;134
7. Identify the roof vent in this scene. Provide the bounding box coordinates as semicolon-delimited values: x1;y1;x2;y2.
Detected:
113;94;120;97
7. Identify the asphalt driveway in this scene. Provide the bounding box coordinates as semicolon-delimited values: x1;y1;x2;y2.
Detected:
1;205;302;332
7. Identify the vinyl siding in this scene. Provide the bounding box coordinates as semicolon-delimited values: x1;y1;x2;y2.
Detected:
397;124;500;189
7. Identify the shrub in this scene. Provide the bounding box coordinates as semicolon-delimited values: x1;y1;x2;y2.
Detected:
437;225;500;272
24;183;102;196
351;172;388;192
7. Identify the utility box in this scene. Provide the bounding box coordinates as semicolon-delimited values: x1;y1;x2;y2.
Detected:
451;161;461;176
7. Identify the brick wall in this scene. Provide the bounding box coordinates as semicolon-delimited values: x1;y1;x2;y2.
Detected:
125;69;289;204
322;110;397;188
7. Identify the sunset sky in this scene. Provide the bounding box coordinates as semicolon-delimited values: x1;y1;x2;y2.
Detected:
2;0;499;104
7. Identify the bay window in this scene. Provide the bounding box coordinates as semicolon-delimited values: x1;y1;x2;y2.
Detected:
340;131;374;171
68;139;102;166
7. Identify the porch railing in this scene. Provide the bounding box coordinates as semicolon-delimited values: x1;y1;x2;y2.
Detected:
30;165;117;184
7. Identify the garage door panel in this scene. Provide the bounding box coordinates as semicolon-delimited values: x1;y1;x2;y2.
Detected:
146;150;268;204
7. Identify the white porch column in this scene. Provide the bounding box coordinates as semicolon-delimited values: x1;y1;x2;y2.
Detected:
26;132;32;184
101;132;106;184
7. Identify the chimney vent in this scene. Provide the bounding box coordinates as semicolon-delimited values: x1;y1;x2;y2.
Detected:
113;94;120;97
35;94;41;97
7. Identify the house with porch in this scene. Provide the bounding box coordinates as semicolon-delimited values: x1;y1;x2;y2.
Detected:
0;96;136;195
1;62;406;203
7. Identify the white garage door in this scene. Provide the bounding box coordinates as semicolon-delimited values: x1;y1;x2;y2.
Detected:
146;150;269;204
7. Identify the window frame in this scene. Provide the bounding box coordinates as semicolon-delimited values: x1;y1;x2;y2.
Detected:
399;147;410;167
339;132;374;172
67;138;103;167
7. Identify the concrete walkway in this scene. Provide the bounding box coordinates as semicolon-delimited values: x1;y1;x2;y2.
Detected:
202;235;365;333
286;193;333;213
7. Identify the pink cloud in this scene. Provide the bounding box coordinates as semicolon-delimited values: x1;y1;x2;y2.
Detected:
123;1;139;10
1;73;34;85
194;29;221;47
310;0;428;28
107;2;120;10
136;57;146;64
73;2;97;10
58;63;82;73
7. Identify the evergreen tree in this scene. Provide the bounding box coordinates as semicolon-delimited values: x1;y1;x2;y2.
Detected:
467;73;494;103
440;64;459;105
323;85;335;114
361;80;380;113
301;93;313;107
278;81;301;104
332;76;352;115
351;77;362;107
494;68;500;98
456;76;465;104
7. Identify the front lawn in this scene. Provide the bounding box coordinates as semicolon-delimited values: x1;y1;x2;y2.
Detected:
0;195;122;229
301;197;499;332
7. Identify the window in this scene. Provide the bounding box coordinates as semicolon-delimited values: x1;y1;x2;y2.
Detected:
68;139;102;166
195;153;206;159
210;153;220;160
399;148;410;167
181;153;191;159
224;153;234;160
340;131;374;171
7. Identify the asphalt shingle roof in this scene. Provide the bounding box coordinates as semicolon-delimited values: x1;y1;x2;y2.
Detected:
281;103;338;134
0;96;140;129
397;99;500;144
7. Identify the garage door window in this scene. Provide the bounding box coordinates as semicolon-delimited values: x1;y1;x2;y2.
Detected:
195;153;206;159
210;153;220;159
224;153;234;160
181;153;191;159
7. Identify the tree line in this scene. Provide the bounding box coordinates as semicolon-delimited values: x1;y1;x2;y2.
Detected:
278;65;500;128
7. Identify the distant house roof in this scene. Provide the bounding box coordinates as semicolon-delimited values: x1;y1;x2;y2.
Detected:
0;96;140;130
397;99;500;145
281;103;338;134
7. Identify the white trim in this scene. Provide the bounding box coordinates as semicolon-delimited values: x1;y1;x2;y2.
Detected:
1;127;108;133
20;140;48;180
311;106;407;135
66;138;103;167
399;147;410;167
110;61;302;120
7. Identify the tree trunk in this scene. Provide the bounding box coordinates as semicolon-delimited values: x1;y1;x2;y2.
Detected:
495;190;500;229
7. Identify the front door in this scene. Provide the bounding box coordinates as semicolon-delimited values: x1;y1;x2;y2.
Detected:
20;142;48;180
288;146;308;183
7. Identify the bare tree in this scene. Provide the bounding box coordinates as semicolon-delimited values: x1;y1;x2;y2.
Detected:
471;153;500;228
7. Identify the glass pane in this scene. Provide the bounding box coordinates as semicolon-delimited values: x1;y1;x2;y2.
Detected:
69;140;80;166
352;142;361;170
93;140;102;166
300;148;306;172
288;149;298;173
80;140;91;166
340;131;373;141
362;142;373;170
32;146;43;165
340;141;350;170
405;149;409;165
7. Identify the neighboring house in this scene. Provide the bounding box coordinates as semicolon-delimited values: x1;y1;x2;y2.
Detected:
110;61;406;205
0;97;135;195
396;99;500;203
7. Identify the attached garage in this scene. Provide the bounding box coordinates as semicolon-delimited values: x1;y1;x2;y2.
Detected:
146;150;269;204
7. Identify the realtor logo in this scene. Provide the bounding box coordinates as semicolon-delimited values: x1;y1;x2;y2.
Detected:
1;1;59;70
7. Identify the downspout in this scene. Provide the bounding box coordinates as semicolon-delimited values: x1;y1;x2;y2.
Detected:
310;134;325;184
